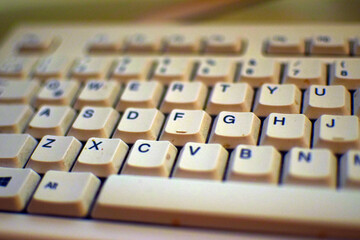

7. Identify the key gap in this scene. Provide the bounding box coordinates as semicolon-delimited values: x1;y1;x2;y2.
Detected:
277;151;287;186
189;61;199;81
168;146;182;179
233;61;242;83
221;148;233;182
256;116;265;146
335;153;342;190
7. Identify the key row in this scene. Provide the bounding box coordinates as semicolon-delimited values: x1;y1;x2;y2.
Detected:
1;57;360;89
15;32;360;56
2;80;360;118
1;106;359;153
0;141;359;215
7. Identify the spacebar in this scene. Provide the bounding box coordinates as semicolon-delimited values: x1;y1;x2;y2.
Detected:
92;175;360;239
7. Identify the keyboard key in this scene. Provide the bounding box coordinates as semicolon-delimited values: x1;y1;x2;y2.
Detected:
313;115;360;154
122;140;177;177
16;33;54;53
71;57;110;81
203;34;241;54
209;112;260;149
35;79;80;107
206;82;253;115
330;59;360;90
340;150;360;189
194;58;236;86
260;113;311;151
0;57;35;78
112;108;164;144
27;105;76;139
26;135;82;174
283;148;337;188
32;56;71;80
226;145;281;184
111;57;152;83
0;79;39;104
302;85;351;119
310;35;349;55
152;58;193;84
160;81;207;113
116;80;163;111
87;34;122;53
0;168;40;211
28;171;100;217
125;33;160;53
0;134;37;168
163;34;199;53
240;58;280;87
72;138;128;177
92;174;360;237
253;84;301;117
160;109;211;146
173;142;228;180
283;59;326;89
74;80;120;110
266;35;305;54
68;107;119;141
0;104;33;133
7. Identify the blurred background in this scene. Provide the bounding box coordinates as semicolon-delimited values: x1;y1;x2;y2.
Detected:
0;0;359;40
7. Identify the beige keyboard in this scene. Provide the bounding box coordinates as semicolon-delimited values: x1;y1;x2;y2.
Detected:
0;24;360;240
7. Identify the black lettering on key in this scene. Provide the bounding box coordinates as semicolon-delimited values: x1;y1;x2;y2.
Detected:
83;109;94;118
315;88;326;96
273;116;285;126
298;151;311;162
172;83;183;92
89;140;103;150
267;86;278;94
39;108;51;117
220;84;230;92
138;143;150;153
127;111;139;120
174;112;184;121
0;177;12;187
354;155;360;166
326;119;335;128
189;146;201;156
44;181;58;190
239;149;251;159
42;138;56;148
223;115;235;124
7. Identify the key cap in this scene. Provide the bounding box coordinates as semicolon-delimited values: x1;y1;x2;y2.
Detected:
253;84;301;117
111;57;152;83
92;174;360;237
112;108;164;144
0;104;33;133
116;80;163;111
0;134;37;168
330;59;360;90
160;81;207;113
354;88;360;117
125;33;160;53
313;115;360;154
72;138;128;177
226;145;281;184
162;34;199;53
173;142;228;180
206;82;253;115
0;57;35;78
209;112;260;149
87;33;122;53
16;33;54;53
160;109;211;146
302;85;351;119
28;171;100;217
71;57;110;81
283;148;337;188
32;56;71;81
152;58;193;84
283;59;326;89
68;106;119;141
26;135;82;174
34;79;80;107
0;79;39;104
122;140;177;177
203;34;241;54
240;58;280;87
0;168;40;211
260;113;311;151
27;105;76;139
194;59;236;86
340;150;360;188
74;80;120;110
310;35;349;55
266;35;305;54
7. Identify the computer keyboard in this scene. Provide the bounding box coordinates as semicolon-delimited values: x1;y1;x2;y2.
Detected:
0;24;360;240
